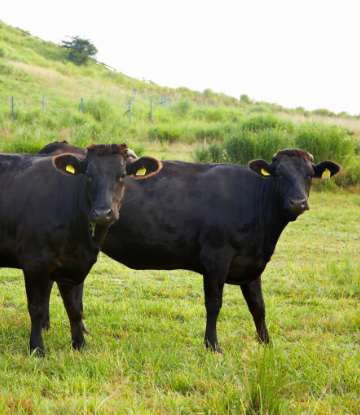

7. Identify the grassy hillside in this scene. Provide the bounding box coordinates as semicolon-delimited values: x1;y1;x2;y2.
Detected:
0;19;359;187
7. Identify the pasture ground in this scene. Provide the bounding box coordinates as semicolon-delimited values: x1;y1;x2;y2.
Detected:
0;190;359;414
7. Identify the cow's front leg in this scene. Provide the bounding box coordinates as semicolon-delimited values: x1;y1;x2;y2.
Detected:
57;282;86;351
24;271;49;357
240;276;270;344
203;273;227;354
42;280;54;331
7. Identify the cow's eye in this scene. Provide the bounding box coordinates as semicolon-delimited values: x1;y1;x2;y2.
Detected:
275;172;283;178
306;175;312;181
119;173;126;181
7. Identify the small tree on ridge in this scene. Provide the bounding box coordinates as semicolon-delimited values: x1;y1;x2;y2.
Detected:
61;36;98;65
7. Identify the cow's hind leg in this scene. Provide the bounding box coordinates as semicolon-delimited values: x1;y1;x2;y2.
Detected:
42;280;54;331
240;276;270;344
24;271;49;356
57;282;86;350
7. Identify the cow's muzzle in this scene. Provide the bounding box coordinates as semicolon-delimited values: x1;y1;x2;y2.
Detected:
90;207;118;226
286;198;309;218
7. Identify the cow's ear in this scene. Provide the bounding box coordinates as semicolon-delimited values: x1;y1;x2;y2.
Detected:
248;159;276;178
313;161;341;179
52;153;88;177
126;157;162;180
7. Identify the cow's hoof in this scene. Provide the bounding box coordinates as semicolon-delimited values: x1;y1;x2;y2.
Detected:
42;321;51;331
215;346;223;355
30;347;45;358
72;341;87;352
258;336;271;346
204;340;223;354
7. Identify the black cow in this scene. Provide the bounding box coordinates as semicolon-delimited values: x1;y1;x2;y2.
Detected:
40;143;340;352
0;144;161;355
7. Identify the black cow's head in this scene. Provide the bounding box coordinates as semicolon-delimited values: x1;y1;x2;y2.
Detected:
53;143;162;226
249;149;341;221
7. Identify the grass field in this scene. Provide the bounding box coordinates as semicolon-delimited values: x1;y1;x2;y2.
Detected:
0;190;359;414
1;18;360;414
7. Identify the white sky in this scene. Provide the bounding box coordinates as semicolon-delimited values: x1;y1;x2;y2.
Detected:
2;0;360;114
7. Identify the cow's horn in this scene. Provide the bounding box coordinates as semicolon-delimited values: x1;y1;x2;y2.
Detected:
127;149;137;159
309;153;314;162
84;149;88;155
272;153;278;162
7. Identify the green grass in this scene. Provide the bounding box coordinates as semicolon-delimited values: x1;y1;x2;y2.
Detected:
0;191;360;414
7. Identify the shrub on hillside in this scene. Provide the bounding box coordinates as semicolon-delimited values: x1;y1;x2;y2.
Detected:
148;123;187;143
250;105;270;113
20;108;42;124
61;36;98;65
224;128;290;165
240;94;251;104
241;114;294;133
192;123;234;140
0;60;14;73
337;159;360;187
194;128;290;165
194;141;223;163
1;128;57;153
316;108;336;117
294;122;356;166
83;98;115;122
148;122;235;143
201;107;242;123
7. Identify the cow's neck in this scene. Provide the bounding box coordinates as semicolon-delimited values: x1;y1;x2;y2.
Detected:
257;177;289;246
77;178;111;252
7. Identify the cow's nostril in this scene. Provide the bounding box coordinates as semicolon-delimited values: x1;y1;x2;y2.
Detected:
94;208;113;222
290;198;307;209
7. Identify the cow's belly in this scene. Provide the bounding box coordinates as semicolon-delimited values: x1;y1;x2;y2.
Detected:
102;233;202;272
226;255;268;286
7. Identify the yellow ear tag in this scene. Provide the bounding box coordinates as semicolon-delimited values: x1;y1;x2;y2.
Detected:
261;168;270;176
136;167;146;176
66;165;75;174
322;168;331;179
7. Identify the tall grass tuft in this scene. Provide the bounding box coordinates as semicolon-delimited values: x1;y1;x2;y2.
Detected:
194;128;290;164
241;114;295;134
224;128;290;165
244;346;289;414
83;98;116;122
194;140;223;163
1;128;58;153
294;122;356;166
